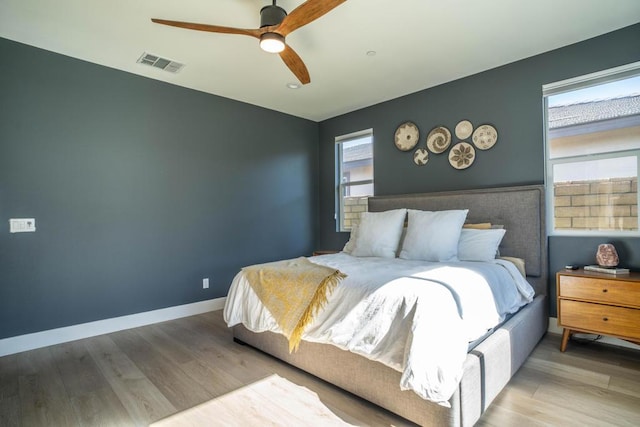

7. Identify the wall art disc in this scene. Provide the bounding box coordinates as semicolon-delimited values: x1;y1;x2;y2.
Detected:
394;122;420;151
413;148;429;166
448;142;476;170
455;120;473;139
471;124;498;150
426;126;451;153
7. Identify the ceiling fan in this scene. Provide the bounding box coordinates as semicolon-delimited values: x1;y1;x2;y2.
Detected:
151;0;347;85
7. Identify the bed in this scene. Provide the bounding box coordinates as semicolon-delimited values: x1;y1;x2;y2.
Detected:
224;185;548;427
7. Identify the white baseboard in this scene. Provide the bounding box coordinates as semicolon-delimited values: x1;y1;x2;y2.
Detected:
0;297;226;357
548;317;640;351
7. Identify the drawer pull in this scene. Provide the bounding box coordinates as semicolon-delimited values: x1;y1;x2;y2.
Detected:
602;289;608;293
603;317;609;321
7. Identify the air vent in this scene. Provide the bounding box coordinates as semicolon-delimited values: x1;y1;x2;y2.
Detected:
137;52;184;74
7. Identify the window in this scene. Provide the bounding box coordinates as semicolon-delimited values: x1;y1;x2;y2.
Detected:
544;62;640;235
336;129;374;231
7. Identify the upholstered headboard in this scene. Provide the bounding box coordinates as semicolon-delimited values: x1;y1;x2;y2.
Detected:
368;185;547;296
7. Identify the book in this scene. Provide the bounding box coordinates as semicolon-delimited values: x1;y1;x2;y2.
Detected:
583;265;630;275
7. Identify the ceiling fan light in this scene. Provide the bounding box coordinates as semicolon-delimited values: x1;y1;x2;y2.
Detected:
260;32;285;53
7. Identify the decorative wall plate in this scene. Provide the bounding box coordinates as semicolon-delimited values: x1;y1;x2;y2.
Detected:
426;126;451;153
413;148;429;166
472;124;498;150
394;122;420;151
455;120;473;139
448;142;475;169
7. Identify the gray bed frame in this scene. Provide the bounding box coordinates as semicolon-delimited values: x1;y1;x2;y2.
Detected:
233;185;548;426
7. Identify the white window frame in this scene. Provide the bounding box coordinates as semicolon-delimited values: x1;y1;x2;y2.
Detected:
543;61;640;237
335;129;374;232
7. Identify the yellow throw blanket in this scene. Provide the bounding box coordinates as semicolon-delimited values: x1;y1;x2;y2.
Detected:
242;257;346;352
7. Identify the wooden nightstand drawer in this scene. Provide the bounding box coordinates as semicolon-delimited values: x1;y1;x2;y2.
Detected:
558;275;640;308
559;299;640;340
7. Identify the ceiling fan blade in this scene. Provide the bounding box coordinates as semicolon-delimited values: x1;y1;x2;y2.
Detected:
151;18;264;39
279;45;311;85
277;0;347;36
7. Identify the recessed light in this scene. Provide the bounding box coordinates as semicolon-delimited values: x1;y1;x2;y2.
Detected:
366;50;376;57
286;82;300;89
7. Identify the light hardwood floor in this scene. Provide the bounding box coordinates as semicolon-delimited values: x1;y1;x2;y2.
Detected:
1;310;639;426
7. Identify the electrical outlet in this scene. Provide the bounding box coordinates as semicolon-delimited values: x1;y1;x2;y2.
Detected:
202;278;209;289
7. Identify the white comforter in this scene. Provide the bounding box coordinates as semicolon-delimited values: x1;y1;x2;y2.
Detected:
224;253;534;406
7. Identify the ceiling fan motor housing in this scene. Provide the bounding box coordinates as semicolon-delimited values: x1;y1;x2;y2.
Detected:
260;5;287;28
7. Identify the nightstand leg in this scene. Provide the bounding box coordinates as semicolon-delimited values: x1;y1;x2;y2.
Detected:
560;328;571;352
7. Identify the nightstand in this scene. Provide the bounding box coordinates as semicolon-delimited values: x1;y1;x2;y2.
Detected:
556;269;640;352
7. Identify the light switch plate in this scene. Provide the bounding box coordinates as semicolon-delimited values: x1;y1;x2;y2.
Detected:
9;218;36;233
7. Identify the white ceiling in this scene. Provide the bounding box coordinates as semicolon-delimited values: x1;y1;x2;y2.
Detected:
1;0;639;121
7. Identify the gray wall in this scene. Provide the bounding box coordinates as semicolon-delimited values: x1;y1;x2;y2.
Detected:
3;24;639;340
0;38;319;339
318;24;640;317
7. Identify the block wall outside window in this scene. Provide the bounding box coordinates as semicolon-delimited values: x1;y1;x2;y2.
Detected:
554;178;638;230
342;196;369;229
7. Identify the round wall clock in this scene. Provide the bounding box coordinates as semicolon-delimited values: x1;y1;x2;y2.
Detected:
448;142;476;170
394;122;420;151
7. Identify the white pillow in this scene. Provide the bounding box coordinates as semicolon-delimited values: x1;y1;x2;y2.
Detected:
342;223;358;253
399;209;468;262
350;209;407;258
458;228;506;262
